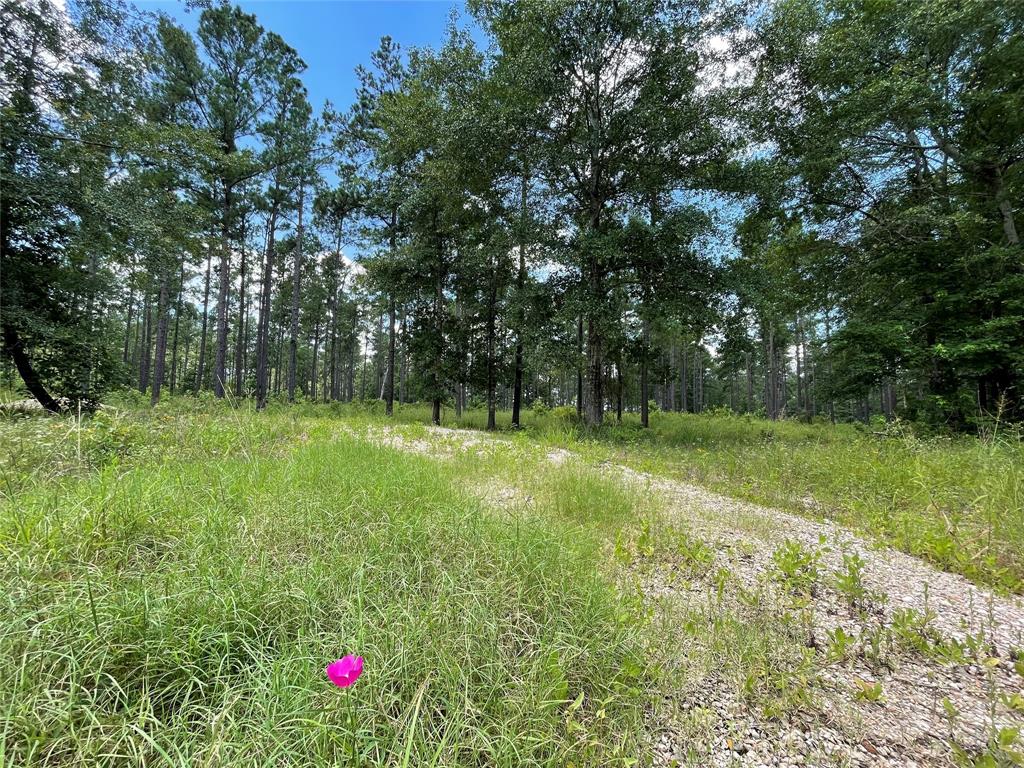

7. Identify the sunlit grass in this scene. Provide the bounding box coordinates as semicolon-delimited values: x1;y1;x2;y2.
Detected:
0;412;652;766
3;396;1019;767
325;400;1023;592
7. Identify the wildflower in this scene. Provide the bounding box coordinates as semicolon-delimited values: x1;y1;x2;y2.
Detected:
326;655;364;688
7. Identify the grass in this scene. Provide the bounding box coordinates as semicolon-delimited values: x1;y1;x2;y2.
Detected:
0;406;654;766
1;395;1021;765
367;401;1024;593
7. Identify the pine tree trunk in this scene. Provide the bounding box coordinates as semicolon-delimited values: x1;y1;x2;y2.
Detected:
399;309;408;404
150;273;170;406
512;170;528;428
383;292;396;415
824;310;835;423
309;318;320;401
359;329;368;401
328;240;344;402
287;181;305;402
616;364;623;422
195;247;213;394
182;328;191;391
640;319;650;428
214;183;233;399
233;217;247;398
274;321;284;396
745;350;753;413
486;264;498;431
255;207;278;409
138;292;152;394
122;276;135;364
169;260;184;394
585;289;604;425
347;310;358;402
576;315;583;419
795;314;802;414
431;227;444;426
668;345;676;411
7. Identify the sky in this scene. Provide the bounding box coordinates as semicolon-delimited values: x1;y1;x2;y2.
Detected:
135;0;476;118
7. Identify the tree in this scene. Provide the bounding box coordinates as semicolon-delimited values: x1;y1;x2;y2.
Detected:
156;3;304;398
476;0;729;425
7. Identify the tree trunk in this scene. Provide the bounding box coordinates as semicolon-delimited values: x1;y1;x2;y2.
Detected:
640;318;650;428
288;181;305;402
382;204;398;414
309;318;320;401
575;315;583;419
431;226;444;426
2;322;60;411
347;308;358;401
182;327;191;391
255;207;278;409
399;309;408;404
616;364;623;422
681;343;688;413
585;289;604;425
233;216;248;398
150;273;170;406
668;345;676;411
328;238;344;402
195;246;213;394
511;170;528;428
486;262;498;431
795;314;802;414
824;310;835;423
764;329;775;420
214;183;233;399
745;350;753;413
385;293;396;415
122;277;135;364
274;320;284;396
138;292;152;394
695;347;703;414
169;260;185;394
359;329;368;400
804;332;814;421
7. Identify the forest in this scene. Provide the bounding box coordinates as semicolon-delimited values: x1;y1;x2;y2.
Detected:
2;1;1024;767
4;0;1022;430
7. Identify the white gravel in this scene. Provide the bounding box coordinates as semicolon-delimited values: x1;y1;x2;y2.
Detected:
345;422;1024;767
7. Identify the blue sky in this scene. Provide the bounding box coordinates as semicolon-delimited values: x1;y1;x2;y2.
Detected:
136;1;475;116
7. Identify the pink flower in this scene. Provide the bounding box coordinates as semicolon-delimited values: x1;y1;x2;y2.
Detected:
326;655;364;688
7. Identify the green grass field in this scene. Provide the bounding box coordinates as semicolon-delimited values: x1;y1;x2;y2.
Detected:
1;398;1021;766
374;401;1024;593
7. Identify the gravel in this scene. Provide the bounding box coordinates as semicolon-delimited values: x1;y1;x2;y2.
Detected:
348;423;1024;767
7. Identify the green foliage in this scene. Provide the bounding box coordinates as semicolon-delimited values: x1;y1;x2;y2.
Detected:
771;540;823;597
833;551;885;614
0;410;651;766
852;679;885;704
825;626;856;663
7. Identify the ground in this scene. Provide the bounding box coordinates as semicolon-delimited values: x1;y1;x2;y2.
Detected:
1;401;1022;767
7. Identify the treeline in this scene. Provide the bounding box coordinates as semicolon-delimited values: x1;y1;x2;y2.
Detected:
2;0;1021;430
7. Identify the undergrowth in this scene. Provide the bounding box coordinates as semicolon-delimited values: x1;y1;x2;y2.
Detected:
0;409;652;766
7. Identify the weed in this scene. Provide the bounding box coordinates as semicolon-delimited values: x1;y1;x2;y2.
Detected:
852;678;885;704
834;550;886;614
825;626;857;663
771;540;822;597
0;412;651;766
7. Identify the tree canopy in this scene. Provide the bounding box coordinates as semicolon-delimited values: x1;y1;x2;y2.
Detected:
2;0;1021;431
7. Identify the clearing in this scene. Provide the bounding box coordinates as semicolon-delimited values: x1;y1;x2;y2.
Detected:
1;403;1022;767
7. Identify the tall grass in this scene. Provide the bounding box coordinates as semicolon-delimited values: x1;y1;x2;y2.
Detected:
343;401;1023;592
0;412;651;766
